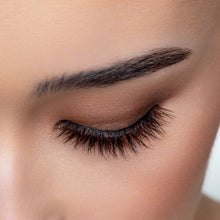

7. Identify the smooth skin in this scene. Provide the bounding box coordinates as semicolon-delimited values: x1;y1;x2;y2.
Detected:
0;0;220;219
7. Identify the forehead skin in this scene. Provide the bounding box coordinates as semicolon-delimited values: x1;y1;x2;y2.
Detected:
0;1;220;220
0;0;219;100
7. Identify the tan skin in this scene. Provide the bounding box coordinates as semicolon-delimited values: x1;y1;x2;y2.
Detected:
0;0;220;219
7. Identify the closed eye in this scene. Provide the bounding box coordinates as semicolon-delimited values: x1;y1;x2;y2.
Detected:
53;104;175;159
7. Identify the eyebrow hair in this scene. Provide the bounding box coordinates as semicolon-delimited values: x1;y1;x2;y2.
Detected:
32;47;192;98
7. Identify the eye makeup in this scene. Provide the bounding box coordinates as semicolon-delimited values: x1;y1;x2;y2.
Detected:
53;104;174;159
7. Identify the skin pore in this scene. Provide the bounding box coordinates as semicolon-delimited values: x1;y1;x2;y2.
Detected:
0;0;220;219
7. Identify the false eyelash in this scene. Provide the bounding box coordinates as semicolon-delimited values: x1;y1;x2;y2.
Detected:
54;104;174;159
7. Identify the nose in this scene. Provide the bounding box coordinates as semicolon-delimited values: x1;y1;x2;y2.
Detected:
0;121;37;219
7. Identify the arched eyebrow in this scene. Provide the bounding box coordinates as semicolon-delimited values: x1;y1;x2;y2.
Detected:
32;47;192;98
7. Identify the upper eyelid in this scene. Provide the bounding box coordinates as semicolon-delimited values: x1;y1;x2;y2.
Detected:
55;105;156;133
55;104;174;134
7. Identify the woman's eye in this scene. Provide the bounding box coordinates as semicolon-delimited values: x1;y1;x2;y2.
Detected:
53;104;174;159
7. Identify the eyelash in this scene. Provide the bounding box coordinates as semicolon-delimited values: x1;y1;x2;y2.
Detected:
54;104;174;159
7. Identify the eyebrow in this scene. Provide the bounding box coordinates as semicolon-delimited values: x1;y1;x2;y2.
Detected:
32;47;192;98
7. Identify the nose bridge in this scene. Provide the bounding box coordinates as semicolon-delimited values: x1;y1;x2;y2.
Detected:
0;118;33;219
